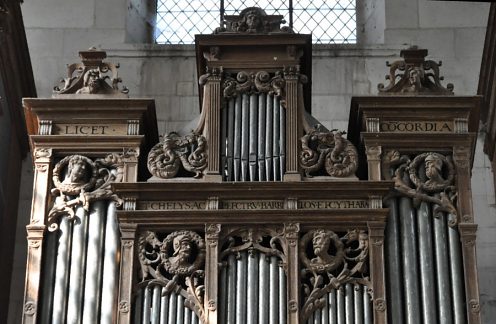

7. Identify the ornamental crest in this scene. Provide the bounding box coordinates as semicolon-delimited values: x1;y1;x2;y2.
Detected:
215;7;291;34
300;127;358;178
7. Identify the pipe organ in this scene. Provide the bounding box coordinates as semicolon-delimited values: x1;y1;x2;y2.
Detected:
21;8;482;324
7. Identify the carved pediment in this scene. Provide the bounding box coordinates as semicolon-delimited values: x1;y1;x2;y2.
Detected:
215;7;292;34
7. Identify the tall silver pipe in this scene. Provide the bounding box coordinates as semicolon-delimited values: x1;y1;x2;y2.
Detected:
354;285;363;324
272;96;280;181
399;196;421;324
363;288;371;324
269;256;279;324
151;285;162;324
227;98;235;181
314;305;322;324
143;286;152;324
159;290;169;324
40;232;57;324
247;252;259;324
167;292;177;324
258;93;266;181
322;293;329;324
433;210;453;323
417;201;437;323
279;101;286;178
259;253;269;323
448;213;466;324
221;100;228;180
234;96;242;181
249;94;258;181
308;313;314;324
385;197;404;323
191;312;198;324
279;265;286;323
66;205;89;323
100;201;119;324
184;307;191;324
345;283;354;324
337;286;345;324
177;294;185;323
235;251;248;323
265;94;273;180
52;216;72;324
241;94;249;181
226;254;237;324
329;290;337;324
83;200;106;323
219;263;228;322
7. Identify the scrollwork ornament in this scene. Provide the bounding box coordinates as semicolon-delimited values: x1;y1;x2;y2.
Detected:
222;70;285;98
289;300;298;312
24;301;36;316
469;299;480;313
119;301;130;313
300;127;358;178
34;148;52;159
147;132;207;179
374;298;386;312
162;231;206;276
214;7;291;34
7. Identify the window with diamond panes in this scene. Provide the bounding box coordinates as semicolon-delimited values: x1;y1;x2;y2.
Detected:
155;0;356;44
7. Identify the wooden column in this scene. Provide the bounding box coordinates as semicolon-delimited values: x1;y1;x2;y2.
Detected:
205;224;221;323
283;66;303;182
368;221;387;324
22;148;52;324
284;223;300;323
117;223;138;324
453;145;481;324
202;68;223;182
366;146;382;181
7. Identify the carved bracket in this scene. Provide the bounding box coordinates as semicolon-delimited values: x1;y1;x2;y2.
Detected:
222;70;285;98
300;127;358;178
147;132;207;179
47;153;124;230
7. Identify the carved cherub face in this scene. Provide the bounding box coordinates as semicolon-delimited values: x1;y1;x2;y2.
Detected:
244;10;261;30
64;157;88;184
84;69;101;92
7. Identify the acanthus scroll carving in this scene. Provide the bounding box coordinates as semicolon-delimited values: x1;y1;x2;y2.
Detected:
300;127;358;178
147;132;207;179
390;151;458;224
47;153;124;230
214;7;292;34
300;229;369;322
222;70;285;98
378;47;453;95
138;230;206;321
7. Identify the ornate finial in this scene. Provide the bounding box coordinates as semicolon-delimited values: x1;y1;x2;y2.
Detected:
378;47;454;95
53;48;129;96
214;7;292;34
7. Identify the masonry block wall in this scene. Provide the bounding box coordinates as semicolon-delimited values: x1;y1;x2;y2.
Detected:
10;0;494;322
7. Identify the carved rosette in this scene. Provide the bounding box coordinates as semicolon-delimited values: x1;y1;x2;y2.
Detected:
378;47;454;95
48;153;124;230
214;7;292;34
222;70;285;98
300;127;358;178
147;132;207;179
387;151;458;223
299;229;369;322
138;230;206;321
53;47;128;96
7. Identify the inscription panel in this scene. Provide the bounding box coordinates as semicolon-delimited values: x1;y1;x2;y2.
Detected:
379;120;453;133
137;199;369;210
54;124;128;135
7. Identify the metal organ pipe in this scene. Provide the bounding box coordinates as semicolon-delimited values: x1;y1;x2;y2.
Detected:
247;252;259;324
249;94;258;180
448;213;466;324
227;98;235;181
259;253;269;323
241;94;249;181
258;93;266;181
233;96;242;181
265;94;273;181
235;252;248;322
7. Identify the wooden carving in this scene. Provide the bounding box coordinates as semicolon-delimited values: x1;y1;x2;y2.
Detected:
299;229;369;322
386;151;458;222
53;47;128;96
215;7;291;34
378;47;454;95
147;132;208;179
300;127;358;178
48;153;124;230
222;71;285;98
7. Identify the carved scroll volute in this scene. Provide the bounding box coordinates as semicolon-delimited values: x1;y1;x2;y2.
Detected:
205;224;221;322
368;222;387;324
366;146;382;181
284;223;300;322
200;67;223;181
284;66;307;181
117;223;138;324
22;148;53;324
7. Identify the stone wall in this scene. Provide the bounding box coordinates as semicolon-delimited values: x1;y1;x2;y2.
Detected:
11;0;494;322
